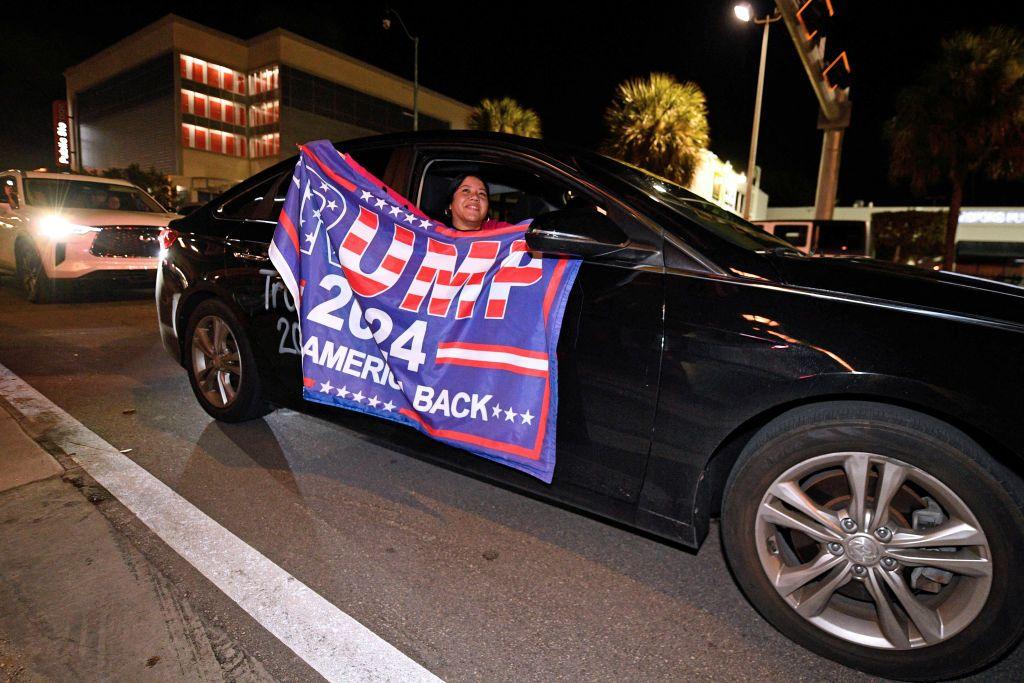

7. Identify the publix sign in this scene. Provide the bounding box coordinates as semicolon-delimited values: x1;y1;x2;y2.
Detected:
52;100;70;168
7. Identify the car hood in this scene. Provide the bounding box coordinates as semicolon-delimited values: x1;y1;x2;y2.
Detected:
768;254;1024;327
29;207;180;227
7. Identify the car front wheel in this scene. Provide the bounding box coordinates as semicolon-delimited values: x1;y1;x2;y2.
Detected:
184;298;271;422
721;401;1024;680
16;240;58;303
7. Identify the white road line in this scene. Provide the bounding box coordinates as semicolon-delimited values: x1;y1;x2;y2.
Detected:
0;363;441;683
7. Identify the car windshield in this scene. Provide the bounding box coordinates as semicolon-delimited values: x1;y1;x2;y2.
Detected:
580;153;803;254
24;179;164;213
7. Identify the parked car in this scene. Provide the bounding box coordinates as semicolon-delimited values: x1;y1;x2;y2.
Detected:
156;131;1024;680
0;170;179;302
755;218;869;257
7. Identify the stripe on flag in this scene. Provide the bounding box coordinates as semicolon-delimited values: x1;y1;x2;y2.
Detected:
435;342;549;377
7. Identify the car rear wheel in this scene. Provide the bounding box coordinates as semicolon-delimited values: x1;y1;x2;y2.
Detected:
16;240;59;303
721;401;1024;680
184;299;271;422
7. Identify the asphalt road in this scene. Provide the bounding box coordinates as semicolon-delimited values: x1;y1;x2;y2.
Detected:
0;278;1021;682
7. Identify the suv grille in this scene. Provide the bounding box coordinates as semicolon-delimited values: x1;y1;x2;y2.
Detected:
89;226;161;258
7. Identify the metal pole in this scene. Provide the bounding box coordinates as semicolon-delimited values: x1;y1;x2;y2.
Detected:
413;36;419;131
813;128;844;220
743;19;770;220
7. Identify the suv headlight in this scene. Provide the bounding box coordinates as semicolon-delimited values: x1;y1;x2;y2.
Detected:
38;214;100;238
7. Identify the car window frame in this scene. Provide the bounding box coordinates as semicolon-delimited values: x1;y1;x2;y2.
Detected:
409;144;683;272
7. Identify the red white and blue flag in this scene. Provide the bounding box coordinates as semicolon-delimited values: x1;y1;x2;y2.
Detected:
269;140;580;482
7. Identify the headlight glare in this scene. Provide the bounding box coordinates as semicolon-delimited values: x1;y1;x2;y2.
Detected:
38;214;100;238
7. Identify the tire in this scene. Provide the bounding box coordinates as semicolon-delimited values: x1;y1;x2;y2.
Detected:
16;240;59;303
721;401;1024;680
184;298;271;422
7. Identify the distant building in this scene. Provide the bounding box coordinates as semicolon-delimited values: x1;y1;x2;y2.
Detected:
687;149;768;219
64;15;473;203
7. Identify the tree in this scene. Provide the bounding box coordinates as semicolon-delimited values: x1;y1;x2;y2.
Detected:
888;26;1024;270
102;164;176;210
602;72;709;187
871;210;946;267
468;97;542;138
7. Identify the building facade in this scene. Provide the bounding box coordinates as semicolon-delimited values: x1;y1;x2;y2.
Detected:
65;15;474;203
687;148;768;219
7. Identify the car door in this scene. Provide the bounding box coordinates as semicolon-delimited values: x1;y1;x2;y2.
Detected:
411;146;665;508
0;174;22;268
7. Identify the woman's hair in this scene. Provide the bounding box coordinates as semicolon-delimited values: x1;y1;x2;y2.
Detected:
446;173;490;202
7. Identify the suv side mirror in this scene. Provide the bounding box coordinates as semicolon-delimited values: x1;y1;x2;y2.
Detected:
526;207;658;262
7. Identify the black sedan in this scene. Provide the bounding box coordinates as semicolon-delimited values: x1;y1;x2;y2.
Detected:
156;131;1024;680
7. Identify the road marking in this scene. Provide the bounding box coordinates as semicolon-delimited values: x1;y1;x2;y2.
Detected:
0;363;441;683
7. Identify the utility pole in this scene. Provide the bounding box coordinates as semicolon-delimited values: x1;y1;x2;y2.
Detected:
775;0;852;220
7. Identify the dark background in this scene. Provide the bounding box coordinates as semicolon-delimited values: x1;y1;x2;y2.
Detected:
2;1;1021;207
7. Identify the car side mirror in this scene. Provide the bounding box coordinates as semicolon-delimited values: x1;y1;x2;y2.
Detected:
525;208;658;262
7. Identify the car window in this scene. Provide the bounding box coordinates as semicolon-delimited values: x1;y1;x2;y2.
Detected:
218;148;397;225
22;179;163;212
216;175;280;221
579;153;802;255
348;148;393;185
1;176;19;208
417;158;569;225
773;224;810;248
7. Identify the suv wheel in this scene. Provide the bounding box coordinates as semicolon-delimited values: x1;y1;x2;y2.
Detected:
721;401;1024;680
184;299;271;422
16;240;58;303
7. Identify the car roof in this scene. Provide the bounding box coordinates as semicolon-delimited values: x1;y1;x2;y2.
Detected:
341;130;588;170
4;170;138;187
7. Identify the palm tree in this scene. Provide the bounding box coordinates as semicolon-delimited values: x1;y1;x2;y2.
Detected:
888;26;1024;270
602;72;710;187
468;97;542;138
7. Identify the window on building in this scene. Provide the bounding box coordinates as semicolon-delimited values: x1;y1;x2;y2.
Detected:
182;123;246;157
180;54;246;96
248;66;280;95
249;101;280;127
249;133;281;159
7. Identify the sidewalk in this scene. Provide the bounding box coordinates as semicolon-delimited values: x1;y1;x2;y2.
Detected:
0;401;251;681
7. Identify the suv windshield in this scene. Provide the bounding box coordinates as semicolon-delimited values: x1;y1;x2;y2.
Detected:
24;179;164;213
580;153;802;254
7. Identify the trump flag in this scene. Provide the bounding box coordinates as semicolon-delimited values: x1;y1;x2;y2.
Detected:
269;140;580;482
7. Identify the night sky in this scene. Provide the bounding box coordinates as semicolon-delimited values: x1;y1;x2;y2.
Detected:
2;1;1022;207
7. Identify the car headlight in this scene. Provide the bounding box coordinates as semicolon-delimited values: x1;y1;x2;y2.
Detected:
37;214;100;238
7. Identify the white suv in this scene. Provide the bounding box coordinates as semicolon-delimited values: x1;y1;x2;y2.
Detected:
0;170;180;302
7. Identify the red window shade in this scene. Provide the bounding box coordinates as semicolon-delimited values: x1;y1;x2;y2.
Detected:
181;125;191;147
180;55;189;80
194;128;207;150
195;94;208;118
180;91;190;113
209;99;222;122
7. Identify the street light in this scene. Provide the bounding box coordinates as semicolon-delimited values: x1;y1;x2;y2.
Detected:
734;3;780;220
383;10;419;131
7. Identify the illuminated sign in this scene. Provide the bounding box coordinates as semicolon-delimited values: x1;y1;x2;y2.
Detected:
52;100;70;167
958;210;1024;225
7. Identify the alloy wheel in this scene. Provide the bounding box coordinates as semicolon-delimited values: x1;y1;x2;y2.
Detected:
754;451;992;650
190;314;243;408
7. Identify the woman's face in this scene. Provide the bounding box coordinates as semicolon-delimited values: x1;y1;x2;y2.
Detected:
449;176;489;231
